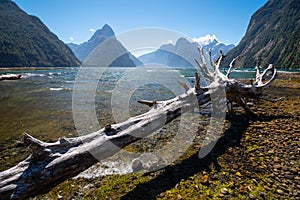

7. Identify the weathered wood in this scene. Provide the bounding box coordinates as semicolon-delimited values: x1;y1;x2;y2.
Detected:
0;47;277;199
0;74;22;81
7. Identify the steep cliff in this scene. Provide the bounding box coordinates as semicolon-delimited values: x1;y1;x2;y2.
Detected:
222;0;300;69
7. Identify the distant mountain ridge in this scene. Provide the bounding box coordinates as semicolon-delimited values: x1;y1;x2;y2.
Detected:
68;24;142;67
0;0;79;67
222;0;300;69
139;37;234;68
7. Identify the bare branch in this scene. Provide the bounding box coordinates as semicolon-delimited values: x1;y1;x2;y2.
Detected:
255;66;261;85
254;64;277;88
208;48;215;67
197;47;213;76
214;50;224;70
137;100;157;107
178;81;190;91
194;72;201;90
226;56;239;78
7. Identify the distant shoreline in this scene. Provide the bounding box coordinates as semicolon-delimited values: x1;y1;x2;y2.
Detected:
0;67;75;71
0;67;299;72
277;70;300;74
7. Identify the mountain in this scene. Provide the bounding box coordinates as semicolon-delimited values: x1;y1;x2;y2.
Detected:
139;37;234;68
68;24;142;67
194;35;235;60
222;0;300;69
68;24;114;61
202;39;235;62
0;0;79;67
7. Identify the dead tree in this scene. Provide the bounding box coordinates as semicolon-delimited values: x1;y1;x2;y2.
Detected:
0;47;277;199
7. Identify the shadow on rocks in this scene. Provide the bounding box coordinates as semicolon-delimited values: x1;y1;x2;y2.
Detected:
121;113;251;200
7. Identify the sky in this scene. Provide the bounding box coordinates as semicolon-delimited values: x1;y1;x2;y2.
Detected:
13;0;268;45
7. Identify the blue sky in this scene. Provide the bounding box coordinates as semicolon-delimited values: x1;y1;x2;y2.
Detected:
13;0;268;45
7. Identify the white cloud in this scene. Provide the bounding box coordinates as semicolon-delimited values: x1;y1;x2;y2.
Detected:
69;37;74;41
90;28;95;32
163;39;174;44
193;34;219;46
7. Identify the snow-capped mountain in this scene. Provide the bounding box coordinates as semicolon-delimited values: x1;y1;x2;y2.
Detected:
139;35;234;68
193;34;219;46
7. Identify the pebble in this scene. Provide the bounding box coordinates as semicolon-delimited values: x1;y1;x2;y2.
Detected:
267;149;275;154
236;171;242;176
264;186;272;191
258;191;265;198
273;157;280;162
249;194;256;199
200;175;209;185
218;193;225;197
177;194;182;199
252;179;259;185
220;188;229;194
284;174;294;179
274;164;281;169
276;189;284;195
131;158;144;172
232;164;239;169
159;192;165;198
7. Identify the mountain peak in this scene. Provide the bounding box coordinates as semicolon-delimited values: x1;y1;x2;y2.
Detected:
175;37;192;47
211;39;219;45
70;24;116;60
67;24;141;66
193;35;219;46
101;24;115;36
92;24;114;40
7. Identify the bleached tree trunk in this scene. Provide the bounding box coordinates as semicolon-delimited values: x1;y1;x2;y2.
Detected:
0;47;277;199
0;74;22;81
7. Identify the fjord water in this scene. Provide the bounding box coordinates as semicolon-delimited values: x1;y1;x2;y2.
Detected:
0;67;259;171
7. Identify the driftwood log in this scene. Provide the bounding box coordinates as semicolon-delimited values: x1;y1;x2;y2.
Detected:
0;74;22;81
0;47;277;199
